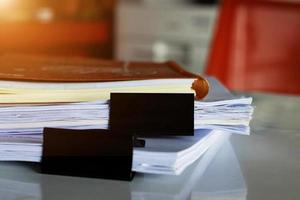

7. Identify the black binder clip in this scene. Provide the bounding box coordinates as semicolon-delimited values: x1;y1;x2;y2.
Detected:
110;93;194;137
41;128;135;181
41;93;194;181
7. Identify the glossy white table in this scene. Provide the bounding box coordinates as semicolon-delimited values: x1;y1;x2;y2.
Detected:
0;93;299;200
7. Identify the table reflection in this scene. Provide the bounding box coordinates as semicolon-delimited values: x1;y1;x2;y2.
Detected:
191;139;247;200
0;133;247;200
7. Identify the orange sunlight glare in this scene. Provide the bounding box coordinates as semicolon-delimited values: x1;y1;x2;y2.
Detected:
0;0;15;9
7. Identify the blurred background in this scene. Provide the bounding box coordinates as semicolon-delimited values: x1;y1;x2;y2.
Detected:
0;0;218;73
0;0;299;94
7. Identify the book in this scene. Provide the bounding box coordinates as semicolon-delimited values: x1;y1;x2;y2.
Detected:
0;54;209;102
0;78;201;103
0;54;201;82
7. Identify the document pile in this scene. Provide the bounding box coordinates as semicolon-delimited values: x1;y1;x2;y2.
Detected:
0;78;253;175
0;138;244;200
132;139;246;200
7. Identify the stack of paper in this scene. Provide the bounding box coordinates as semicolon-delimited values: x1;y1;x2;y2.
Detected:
0;78;253;135
0;130;227;175
133;130;229;175
0;77;253;175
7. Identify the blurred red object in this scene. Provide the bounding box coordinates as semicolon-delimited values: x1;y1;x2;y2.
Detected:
205;0;300;94
0;22;110;57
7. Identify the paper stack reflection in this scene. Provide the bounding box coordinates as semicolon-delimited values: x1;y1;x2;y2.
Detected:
131;135;247;200
0;135;246;200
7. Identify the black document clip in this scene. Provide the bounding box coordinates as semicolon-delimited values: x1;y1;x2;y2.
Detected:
110;93;194;136
41;128;134;181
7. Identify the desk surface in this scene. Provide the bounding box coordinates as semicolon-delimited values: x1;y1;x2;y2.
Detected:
0;93;300;200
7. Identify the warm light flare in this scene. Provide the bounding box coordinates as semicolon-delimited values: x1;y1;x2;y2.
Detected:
0;0;30;22
0;0;16;9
